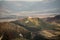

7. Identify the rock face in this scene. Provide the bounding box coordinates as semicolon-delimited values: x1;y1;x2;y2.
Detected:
54;15;60;23
46;15;60;23
55;15;60;20
0;22;31;40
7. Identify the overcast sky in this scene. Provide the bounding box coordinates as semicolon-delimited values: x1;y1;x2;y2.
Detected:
1;0;52;1
0;0;60;16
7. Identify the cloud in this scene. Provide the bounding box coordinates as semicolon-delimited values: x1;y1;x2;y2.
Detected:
5;2;23;7
16;4;22;7
10;8;59;16
1;0;59;16
3;0;56;3
0;8;13;15
0;0;2;1
4;0;44;1
18;8;59;13
0;8;59;16
2;0;57;12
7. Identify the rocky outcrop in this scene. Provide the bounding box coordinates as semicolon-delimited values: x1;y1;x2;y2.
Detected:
0;22;31;40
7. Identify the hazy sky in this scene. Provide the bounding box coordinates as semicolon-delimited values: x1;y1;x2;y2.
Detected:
0;0;60;16
1;0;50;1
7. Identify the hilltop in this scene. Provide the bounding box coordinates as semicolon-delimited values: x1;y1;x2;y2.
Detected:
0;16;60;40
